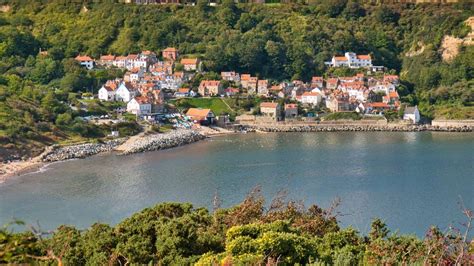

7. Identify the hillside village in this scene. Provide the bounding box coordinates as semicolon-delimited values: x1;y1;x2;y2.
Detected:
74;47;421;130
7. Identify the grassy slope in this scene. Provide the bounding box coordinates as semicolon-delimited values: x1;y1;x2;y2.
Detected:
172;97;234;115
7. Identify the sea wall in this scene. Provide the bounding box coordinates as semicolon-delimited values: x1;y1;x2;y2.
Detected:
431;119;474;127
120;130;206;155
241;124;472;132
41;139;125;162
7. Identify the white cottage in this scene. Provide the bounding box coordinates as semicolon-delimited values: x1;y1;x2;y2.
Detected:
300;92;322;106
115;82;137;102
127;96;152;115
98;86;116;101
403;106;420;124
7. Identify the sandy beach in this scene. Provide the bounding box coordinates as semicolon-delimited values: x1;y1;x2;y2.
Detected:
0;158;44;184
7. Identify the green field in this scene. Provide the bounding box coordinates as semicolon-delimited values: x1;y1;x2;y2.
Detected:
172;98;234;116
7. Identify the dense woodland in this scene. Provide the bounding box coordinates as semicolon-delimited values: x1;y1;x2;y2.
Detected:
1;188;473;265
0;0;473;159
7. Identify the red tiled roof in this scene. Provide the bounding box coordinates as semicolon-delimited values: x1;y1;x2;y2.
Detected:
260;102;279;108
285;104;298;109
240;74;251;81
178;88;190;93
103;86;114;92
134;96;151;104
186;108;212;120
75;55;93;62
369;102;390;108
100;54;115;61
384;75;399;81
334;56;348;61
200;80;220;87
127;54;138;60
356;54;371;60
225;87;239;93
181;58;198;65
389;91;399;98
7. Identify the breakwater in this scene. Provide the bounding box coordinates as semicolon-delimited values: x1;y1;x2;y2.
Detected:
120;130;206;155
241;124;472;132
41;139;125;162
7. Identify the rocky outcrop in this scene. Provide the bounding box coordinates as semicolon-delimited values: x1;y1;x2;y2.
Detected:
120;130;206;155
242;124;472;133
41;139;125;162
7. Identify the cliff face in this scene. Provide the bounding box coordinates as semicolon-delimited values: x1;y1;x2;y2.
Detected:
441;16;474;62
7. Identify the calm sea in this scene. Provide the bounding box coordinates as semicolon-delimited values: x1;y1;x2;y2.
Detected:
0;132;473;236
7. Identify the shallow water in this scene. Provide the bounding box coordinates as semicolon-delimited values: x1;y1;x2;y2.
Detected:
0;132;473;236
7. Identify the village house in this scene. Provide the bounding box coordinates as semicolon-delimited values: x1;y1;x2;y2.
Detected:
174;88;191;98
186;108;215;125
115;82;137;102
99;55;116;67
311;76;324;88
370;81;396;95
181;58;200;71
224;87;240;97
327;94;351;112
403;106;420;123
198;80;223;96
127;96;152;115
150;61;174;76
221;71;240;82
98;85;116;101
326;78;339;90
269;85;282;95
162;47;178;61
240;74;251;88
300;91;322;106
128;68;145;82
75;55;94;69
284;104;298;119
150;90;165;112
385;91;400;105
247;77;258;94
257;80;269;96
260;102;281;120
112;56;127;68
366;102;391;114
383;74;400;85
96;51;157;70
339;82;367;102
325;52;372;68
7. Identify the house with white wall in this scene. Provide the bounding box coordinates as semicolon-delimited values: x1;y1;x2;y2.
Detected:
127;96;152;115
98;86;116;101
300;92;322;106
325;52;372;69
115;82;137;102
75;55;94;69
403;106;420;124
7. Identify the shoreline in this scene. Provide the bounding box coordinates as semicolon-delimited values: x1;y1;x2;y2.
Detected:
1;124;471;183
0;127;227;183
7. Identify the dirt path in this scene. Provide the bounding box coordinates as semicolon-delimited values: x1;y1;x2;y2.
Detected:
220;98;236;113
